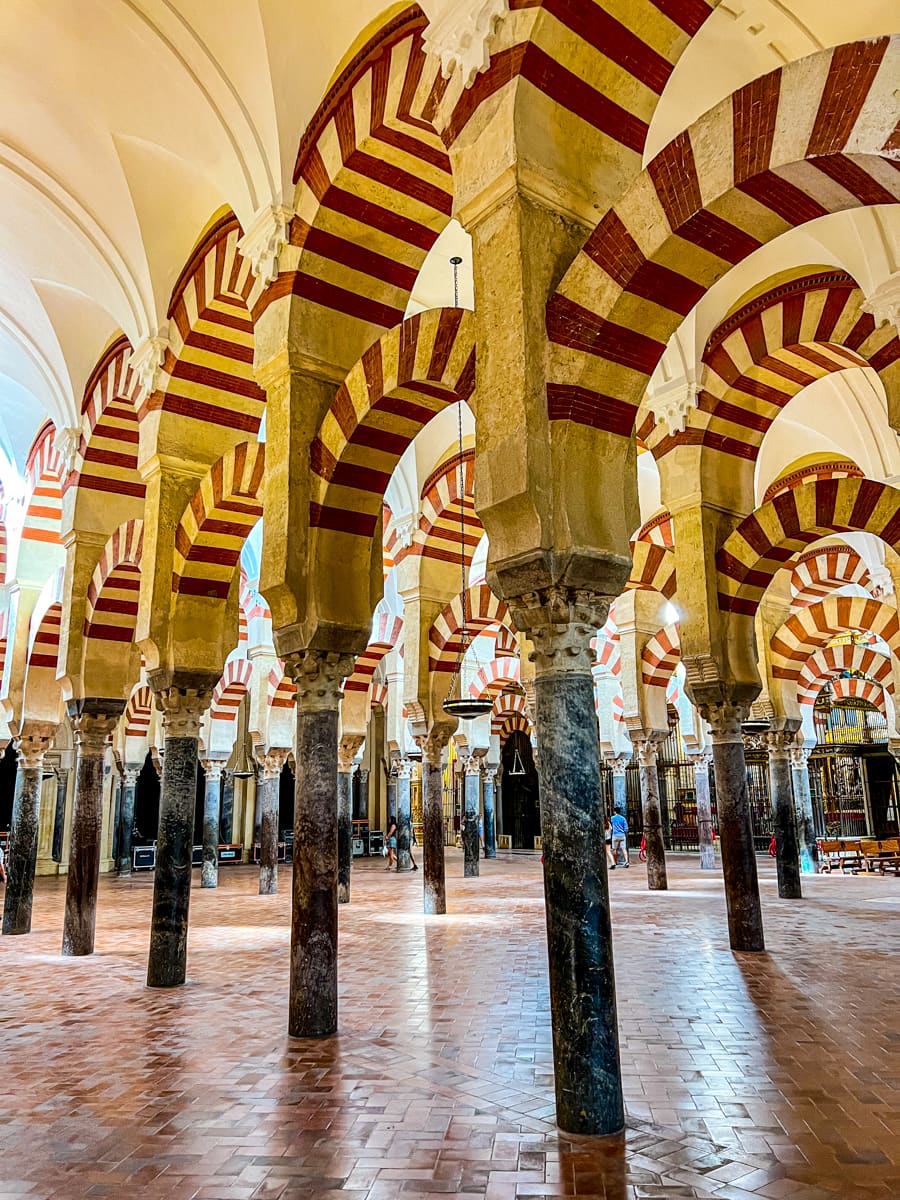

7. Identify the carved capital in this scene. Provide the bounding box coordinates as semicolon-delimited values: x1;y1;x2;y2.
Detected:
766;729;794;759
422;0;509;88
201;758;226;784
155;686;213;739
509;587;610;676
129;335;171;397
257;746;290;780
397;757;413;781
73;711;120;757
646;374;700;436
702;701;750;745
238;204;293;286
464;753;482;776
285;650;354;713
123;764;142;787
337;734;365;772
789;742;812;769
415;727;452;768
15;723;58;770
631;736;660;770
689;750;713;776
606;755;630;777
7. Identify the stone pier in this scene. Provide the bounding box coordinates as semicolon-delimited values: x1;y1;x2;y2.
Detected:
200;759;224;889
2;724;57;936
337;735;364;903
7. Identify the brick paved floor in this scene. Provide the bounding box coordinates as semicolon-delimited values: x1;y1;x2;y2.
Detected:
1;853;898;1199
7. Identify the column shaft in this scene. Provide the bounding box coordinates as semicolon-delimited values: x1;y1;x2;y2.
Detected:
117;773;138;876
147;733;200;987
337;768;353;903
768;740;802;899
534;667;623;1134
482;771;497;858
710;733;765;951
421;744;446;914
611;770;627;813
63;711;116;956
791;754;819;874
2;766;44;935
51;769;68;864
396;765;412;871
201;767;221;889
258;769;281;895
219;769;234;843
290;704;340;1036
463;763;480;876
694;759;715;870
636;744;667;890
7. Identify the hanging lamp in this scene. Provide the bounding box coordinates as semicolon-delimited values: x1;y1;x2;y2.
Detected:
442;255;494;723
508;745;527;776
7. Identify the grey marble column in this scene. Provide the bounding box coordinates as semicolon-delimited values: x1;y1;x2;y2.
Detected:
609;757;628;812
356;766;369;821
117;765;140;875
146;679;213;988
110;772;123;866
2;724;57;936
482;765;497;858
51;766;69;864
417;729;450;914
286;649;354;1038
396;758;413;872
337;734;363;903
692;752;715;870
385;762;397;829
706;704;765;952
200;759;224;888
63;704;123;956
790;743;818;874
514;589;623;1136
462;756;480;876
767;730;802;899
219;768;234;843
257;748;288;896
633;736;667;890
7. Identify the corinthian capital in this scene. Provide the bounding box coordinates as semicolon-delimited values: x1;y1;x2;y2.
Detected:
15;722;58;770
258;746;291;780
700;701;750;744
415;727;452;767
508;586;610;675
285;650;355;713
154;685;213;739
72;711;120;756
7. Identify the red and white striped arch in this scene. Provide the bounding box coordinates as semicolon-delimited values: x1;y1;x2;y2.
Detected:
124;683;153;740
469;656;521;700
414;450;482;567
790;544;871;608
494;626;518;658
765;459;864;505
797;642;893;706
771;596;900;682
492;692;532;739
345;611;403;694
626;539;676;598
148;213;265;437
84;520;144;644
717;477;900;617
370;681;389;711
282;9;450;339
27;601;62;672
829;675;889;717
310;307;475;541
72;336;144;501
173;442;264;599
268;665;296;713
547;39;900;438
23;422;63;549
645;272;900;461
429;584;512;673
210;658;253;725
641;624;680;688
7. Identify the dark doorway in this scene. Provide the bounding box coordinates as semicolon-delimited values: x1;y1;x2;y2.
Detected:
132;752;160;845
865;753;899;838
0;740;16;834
501;732;540;849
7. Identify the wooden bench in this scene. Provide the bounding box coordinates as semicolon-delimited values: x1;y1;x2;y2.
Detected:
859;838;900;875
819;839;864;874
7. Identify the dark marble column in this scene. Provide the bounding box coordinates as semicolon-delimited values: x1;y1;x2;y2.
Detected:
386;758;398;830
482;765;497;858
512;588;623;1136
286;649;354;1039
705;704;765;952
337;735;363;904
51;766;69;864
609;758;628;812
417;730;449;914
357;767;369;822
110;772;123;866
767;730;802;899
692;753;715;870
200;759;224;888
396;758;413;872
117;765;140;875
219;768;234;843
62;705;123;956
2;724;56;936
462;756;480;876
257;748;288;896
146;680;213;988
790;743;819;874
633;736;667;890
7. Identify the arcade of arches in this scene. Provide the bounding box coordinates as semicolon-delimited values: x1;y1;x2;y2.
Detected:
1;2;900;1193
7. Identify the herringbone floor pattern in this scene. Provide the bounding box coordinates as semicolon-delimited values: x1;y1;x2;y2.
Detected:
1;853;898;1198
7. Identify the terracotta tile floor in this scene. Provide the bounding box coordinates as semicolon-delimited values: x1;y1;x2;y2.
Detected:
1;853;899;1199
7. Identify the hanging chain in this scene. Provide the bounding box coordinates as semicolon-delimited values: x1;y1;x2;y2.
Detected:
451;255;467;700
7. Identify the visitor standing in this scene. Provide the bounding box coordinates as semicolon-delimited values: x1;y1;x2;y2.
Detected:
610;810;629;867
